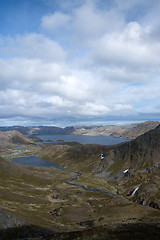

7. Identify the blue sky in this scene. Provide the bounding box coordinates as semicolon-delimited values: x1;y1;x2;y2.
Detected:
0;0;160;126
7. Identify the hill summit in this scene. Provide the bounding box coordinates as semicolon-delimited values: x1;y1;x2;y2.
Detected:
0;130;34;146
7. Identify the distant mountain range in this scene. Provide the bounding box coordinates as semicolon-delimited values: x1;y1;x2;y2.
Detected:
0;121;159;139
0;126;71;135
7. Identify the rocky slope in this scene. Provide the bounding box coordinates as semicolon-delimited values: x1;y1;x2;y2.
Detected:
95;124;160;210
115;121;160;139
72;121;160;139
0;130;34;146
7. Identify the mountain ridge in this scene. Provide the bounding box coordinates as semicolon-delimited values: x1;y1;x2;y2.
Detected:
0;121;159;139
95;124;160;210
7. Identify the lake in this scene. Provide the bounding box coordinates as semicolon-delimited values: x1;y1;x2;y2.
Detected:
12;156;64;169
36;134;130;145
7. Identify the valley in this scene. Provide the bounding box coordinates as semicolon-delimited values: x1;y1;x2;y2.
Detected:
0;122;160;239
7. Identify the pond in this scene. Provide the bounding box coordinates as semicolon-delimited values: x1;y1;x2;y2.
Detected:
12;156;64;170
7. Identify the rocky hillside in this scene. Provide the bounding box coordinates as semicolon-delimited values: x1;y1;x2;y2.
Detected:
115;121;160;139
72;121;160;139
0;130;34;146
40;124;160;212
95;124;160;210
96;124;160;175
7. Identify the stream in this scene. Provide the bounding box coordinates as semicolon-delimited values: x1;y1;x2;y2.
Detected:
65;171;117;197
12;156;117;198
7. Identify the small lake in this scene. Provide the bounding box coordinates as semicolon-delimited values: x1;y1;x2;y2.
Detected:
12;156;64;169
36;134;130;145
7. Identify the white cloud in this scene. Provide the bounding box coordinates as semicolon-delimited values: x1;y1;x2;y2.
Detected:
0;0;160;124
41;12;71;32
0;33;67;62
72;2;114;41
89;21;160;68
79;102;111;116
114;0;151;11
114;104;133;111
41;1;124;46
0;56;113;119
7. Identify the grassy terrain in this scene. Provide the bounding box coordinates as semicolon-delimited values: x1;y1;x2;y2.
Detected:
1;149;159;233
0;138;160;239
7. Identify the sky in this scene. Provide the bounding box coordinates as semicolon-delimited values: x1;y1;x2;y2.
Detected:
0;0;160;127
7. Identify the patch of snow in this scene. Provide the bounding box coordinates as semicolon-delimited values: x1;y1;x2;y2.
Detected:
123;169;129;174
100;153;105;160
132;187;139;196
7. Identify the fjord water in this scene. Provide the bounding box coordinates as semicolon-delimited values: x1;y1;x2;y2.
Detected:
37;134;130;145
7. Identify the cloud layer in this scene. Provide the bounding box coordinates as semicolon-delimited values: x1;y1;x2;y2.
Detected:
0;0;160;126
